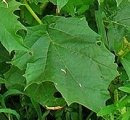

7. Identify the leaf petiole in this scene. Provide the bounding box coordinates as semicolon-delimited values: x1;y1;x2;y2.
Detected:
23;0;43;25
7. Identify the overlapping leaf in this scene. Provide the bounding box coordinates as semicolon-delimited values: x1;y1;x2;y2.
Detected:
4;66;26;90
0;0;29;52
12;16;118;112
107;0;130;52
57;0;68;10
115;0;123;6
120;53;130;80
62;0;93;16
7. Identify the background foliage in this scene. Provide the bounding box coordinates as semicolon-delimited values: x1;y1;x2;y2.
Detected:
1;0;130;119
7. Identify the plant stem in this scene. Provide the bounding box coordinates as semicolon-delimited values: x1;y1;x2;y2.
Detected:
79;105;82;120
110;113;114;120
104;20;127;28
86;111;93;120
42;110;50;120
8;114;11;120
23;0;43;25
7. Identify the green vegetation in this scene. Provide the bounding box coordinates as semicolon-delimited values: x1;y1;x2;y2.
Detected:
1;0;130;119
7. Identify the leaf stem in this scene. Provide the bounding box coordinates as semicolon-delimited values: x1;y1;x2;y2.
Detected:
86;111;93;120
104;20;127;28
23;0;43;25
79;105;82;120
110;113;114;120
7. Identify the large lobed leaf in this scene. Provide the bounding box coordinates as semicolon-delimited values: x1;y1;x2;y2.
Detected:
12;16;118;112
0;0;29;52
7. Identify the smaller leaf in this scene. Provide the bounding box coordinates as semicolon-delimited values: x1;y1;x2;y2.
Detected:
0;42;10;62
57;0;68;11
119;86;130;93
29;0;48;4
0;77;6;84
97;0;104;5
116;0;123;6
0;108;20;120
49;0;57;5
121;56;130;79
122;109;130;120
1;89;24;108
77;5;89;15
97;104;116;116
117;95;130;109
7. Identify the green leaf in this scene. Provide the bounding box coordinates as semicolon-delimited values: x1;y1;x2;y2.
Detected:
119;86;130;93
97;0;104;5
0;0;29;52
1;89;24;108
115;0;123;6
107;0;130;52
122;109;130;120
61;0;94;16
107;24;126;52
0;77;6;84
13;16;118;112
0;108;20;120
120;55;130;79
95;11;108;45
117;95;130;109
0;62;10;75
97;104;116;116
25;82;66;107
4;66;25;90
113;0;130;27
31;0;85;13
49;0;57;5
29;0;48;4
57;0;68;10
77;5;89;15
0;42;10;62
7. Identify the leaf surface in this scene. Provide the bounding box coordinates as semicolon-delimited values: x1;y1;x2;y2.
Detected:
57;0;68;10
0;0;29;52
30;0;48;4
4;66;25;90
107;0;130;52
120;54;130;79
25;82;66;107
0;108;20;120
13;16;118;112
0;43;10;62
116;0;123;6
